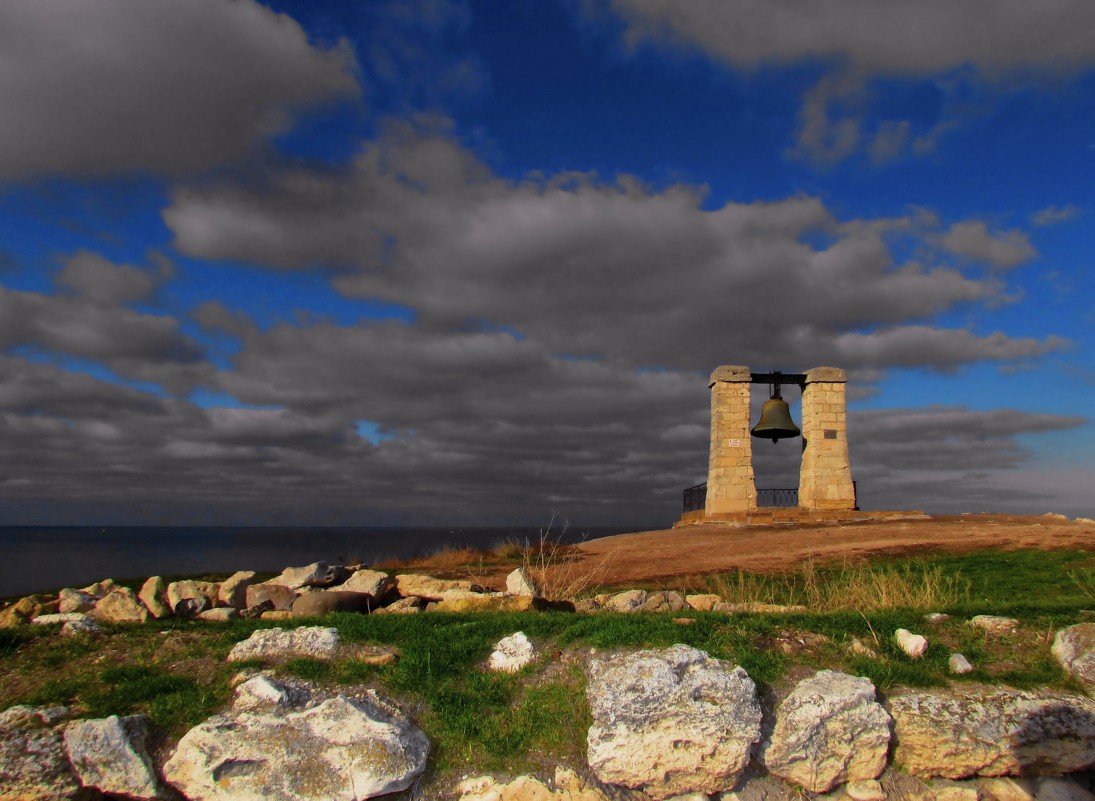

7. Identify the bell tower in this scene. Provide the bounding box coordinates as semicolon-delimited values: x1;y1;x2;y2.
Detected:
704;365;855;519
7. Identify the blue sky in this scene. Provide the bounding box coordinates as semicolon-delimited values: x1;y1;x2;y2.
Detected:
0;0;1092;526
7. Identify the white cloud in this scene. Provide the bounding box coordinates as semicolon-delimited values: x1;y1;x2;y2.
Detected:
1031;204;1082;227
938;221;1037;270
0;0;358;179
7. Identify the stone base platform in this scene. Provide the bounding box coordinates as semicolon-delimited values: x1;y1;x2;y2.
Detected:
674;509;929;528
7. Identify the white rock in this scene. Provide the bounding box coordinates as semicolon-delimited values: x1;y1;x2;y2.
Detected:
340;569;394;598
270;562;346;590
895;629;928;658
138;576;171;619
1032;778;1095;801
925;613;951;624
505;567;541;598
1052;623;1095;687
90;587;151;623
586;644;762;800
846;779;887;801
761;670;891;792
58;588;96;614
31;613;91;625
163;693;428;801
488;632;535;673
0;705;79;801
62;715;161;799
197;608;238;622
933;786;980;801
949;653;974;675
227;626;340;661
218;571;257;609
61;617;103;636
231;675;308;712
889;687;1095;778
968;615;1019;635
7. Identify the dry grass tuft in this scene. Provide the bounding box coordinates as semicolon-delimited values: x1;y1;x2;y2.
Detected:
518;517;611;600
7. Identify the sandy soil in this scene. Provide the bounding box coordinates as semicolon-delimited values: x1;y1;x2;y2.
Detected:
561;513;1095;587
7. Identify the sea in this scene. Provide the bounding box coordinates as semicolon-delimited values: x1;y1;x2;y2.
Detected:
0;525;640;598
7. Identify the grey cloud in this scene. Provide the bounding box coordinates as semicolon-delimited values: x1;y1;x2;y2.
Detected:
938;222;1036;270
0;0;358;180
56;250;158;306
165;122;1057;376
596;0;1095;165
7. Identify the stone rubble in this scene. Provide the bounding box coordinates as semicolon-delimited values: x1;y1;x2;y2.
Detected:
506;567;542;598
488;631;536;673
1052;623;1095;687
227;626;341;662
0;705;80;801
62;714;162;800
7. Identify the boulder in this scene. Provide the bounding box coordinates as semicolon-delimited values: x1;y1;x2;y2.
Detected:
163;692;428;801
0;595;56;628
1052;623;1095;687
227;626;341;662
686;594;722;612
456;768;612;801
340;569;394;598
949;653;974;675
1031;777;1095;801
166;580;219;615
245;583;297;612
260;610;294;621
218;571;256;610
138;576;171;619
895;629;927;658
0;705;80;801
269;561;348;590
232;675;311;713
197;608;238;622
845;779;887;801
90;588;151;624
637;590;688;613
373;597;423;615
57;588;96;614
505;567;541;598
969;615;1019;635
62;618;103;636
586;644;762;799
434;595;536;613
62;715;161;799
761;669;891;792
394;574;480;600
889;687;1095;778
291;591;371;618
80;579;116;597
488;632;535;673
602;589;648;612
31;613;92;626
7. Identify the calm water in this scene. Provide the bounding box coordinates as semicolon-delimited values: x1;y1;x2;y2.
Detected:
0;526;637;598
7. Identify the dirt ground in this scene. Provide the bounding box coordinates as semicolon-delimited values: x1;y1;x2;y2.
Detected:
562;513;1095;587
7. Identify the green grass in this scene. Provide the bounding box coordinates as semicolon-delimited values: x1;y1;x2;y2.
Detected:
1;547;1092;789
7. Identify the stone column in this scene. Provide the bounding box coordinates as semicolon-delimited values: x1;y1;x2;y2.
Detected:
798;366;856;511
705;365;757;515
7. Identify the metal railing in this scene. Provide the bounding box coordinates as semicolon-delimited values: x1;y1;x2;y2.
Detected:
682;483;707;513
682;481;859;511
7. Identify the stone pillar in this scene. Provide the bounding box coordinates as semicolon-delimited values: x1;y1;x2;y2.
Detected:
798;366;856;511
705;365;757;515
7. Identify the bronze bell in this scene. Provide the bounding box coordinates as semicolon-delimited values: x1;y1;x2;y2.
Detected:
751;386;801;443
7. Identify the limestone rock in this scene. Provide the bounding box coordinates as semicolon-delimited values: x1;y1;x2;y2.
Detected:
978;777;1037;801
761;669;891;792
434;595;535;613
374;597;424;615
62;618;102;636
845;780;887;801
932;785;980;801
340;569;394;598
586;644;762;799
260;610;294;621
686;594;722;612
1052;623;1095;687
62;715;161;799
711;602;809;614
166;581;219;615
969;615;1019;635
218;571;257;610
163;692;428;801
269;561;348;590
394;574;479;600
602;589;647;612
0;595;56;628
227;626;340;662
232;675;311;713
57;588;96;614
506;567;542;598
949;653;974;675
245;583;296;612
456;768;611;801
1032;777;1095;801
889;687;1095;778
849;638;879;658
291;591;371;618
925;613;952;624
0;705;80;801
138;576;171;619
638;590;688;613
895;629;927;658
90;587;150;624
31;613;92;626
80;579;116;597
197;608;238;622
489;632;535;673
